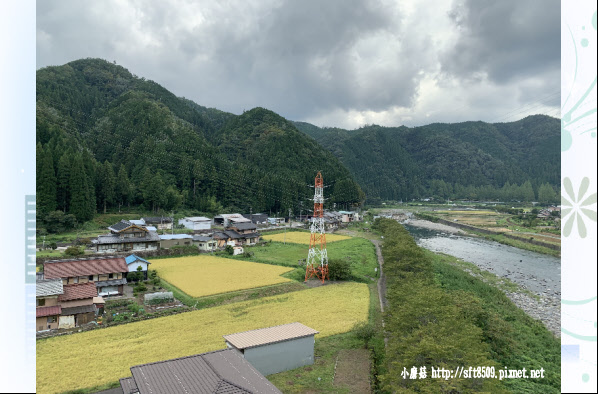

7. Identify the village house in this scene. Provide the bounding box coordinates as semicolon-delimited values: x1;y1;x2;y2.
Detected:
43;256;129;297
36;279;63;331
267;217;286;225
159;234;194;249
57;282;98;328
125;254;151;280
142;216;173;230
212;231;242;248
192;235;218;252
178;216;212;232
119;348;282;394
92;220;160;253
227;222;257;235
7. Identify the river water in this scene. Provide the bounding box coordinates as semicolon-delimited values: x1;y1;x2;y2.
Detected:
404;224;561;297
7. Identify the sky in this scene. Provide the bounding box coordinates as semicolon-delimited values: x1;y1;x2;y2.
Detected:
36;0;561;129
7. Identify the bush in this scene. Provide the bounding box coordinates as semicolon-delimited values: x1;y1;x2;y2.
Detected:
353;322;376;348
134;282;147;293
225;245;234;255
127;303;140;313
63;246;84;257
327;258;352;280
149;270;158;279
152;277;161;287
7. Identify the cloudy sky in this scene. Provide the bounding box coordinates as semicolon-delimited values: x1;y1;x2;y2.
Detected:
36;0;561;129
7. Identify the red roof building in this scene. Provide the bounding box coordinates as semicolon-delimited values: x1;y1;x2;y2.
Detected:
58;282;98;302
44;257;128;280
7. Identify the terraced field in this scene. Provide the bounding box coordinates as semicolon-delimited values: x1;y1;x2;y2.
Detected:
36;282;370;394
263;231;352;244
150;255;294;297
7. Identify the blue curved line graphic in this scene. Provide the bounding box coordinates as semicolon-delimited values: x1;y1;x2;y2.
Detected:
562;296;597;305
563;24;578;110
562;327;597;341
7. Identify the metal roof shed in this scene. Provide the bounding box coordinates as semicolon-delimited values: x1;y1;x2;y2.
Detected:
223;322;319;376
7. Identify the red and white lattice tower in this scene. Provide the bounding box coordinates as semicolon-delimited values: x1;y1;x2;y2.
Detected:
305;172;329;283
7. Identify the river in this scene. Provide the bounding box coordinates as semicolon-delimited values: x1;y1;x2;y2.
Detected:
404;224;561;297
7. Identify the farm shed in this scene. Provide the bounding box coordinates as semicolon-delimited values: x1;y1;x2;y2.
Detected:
223;322;319;376
159;234;193;249
119;348;281;394
178;216;212;231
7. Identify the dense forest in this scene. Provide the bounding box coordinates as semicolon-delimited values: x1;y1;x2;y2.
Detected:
36;58;364;230
294;116;560;204
36;58;560;233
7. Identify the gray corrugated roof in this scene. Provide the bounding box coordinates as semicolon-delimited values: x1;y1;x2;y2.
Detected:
95;278;127;287
223;322;319;350
125;349;281;394
142;216;173;224
93;232;160;245
120;377;139;394
36;279;64;297
203;350;281;393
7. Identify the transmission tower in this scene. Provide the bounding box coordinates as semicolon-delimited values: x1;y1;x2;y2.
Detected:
305;171;329;283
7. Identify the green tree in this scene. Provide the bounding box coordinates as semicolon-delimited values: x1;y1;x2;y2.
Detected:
521;180;536;202
69;154;94;222
56;151;72;212
538;183;557;204
98;160;116;213
36;143;57;216
115;164;131;211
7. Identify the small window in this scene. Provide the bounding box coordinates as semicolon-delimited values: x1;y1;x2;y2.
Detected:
37;298;45;307
89;275;94;281
109;273;114;279
47;316;57;323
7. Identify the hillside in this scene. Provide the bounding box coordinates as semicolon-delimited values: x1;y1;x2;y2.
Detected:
294;116;560;202
35;58;364;225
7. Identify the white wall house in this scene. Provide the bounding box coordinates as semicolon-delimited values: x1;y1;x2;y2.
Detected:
178;216;212;231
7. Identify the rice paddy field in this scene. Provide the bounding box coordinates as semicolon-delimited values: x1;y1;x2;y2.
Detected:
149;255;294;297
36;282;369;394
262;231;352;244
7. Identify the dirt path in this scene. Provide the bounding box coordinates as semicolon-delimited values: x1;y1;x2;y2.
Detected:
333;349;371;393
371;240;387;313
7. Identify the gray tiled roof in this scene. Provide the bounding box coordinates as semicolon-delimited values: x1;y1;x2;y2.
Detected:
95;278;127;287
123;349;281;394
229;222;257;231
142;216;173;224
193;235;214;242
36;279;64;297
93;232;160;245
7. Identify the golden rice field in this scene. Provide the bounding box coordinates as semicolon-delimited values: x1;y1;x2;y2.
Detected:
37;282;369;394
262;231;352;245
149;255;294;297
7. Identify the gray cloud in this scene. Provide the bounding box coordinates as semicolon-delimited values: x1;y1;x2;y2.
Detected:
36;0;560;128
441;0;560;83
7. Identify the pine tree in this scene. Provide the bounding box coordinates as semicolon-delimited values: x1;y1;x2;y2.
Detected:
69;154;94;222
98;161;116;213
115;164;130;212
56;151;72;212
36;142;57;216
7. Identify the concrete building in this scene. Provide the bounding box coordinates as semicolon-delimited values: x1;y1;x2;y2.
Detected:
159;234;193;248
125;254;151;280
223;322;319;376
178;216;212;231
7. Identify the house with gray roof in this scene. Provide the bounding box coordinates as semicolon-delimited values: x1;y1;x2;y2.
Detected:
36;278;64;331
119;348;281;394
193;235;217;251
141;216;173;230
159;233;193;249
92;220;160;253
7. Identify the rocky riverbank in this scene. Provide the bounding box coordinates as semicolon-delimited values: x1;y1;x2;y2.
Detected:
505;291;560;337
403;218;466;234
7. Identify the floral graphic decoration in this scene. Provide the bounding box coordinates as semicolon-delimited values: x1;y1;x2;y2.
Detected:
561;177;597;238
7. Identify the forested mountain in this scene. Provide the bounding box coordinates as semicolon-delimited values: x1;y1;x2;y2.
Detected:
294;116;560;203
36;58;364;227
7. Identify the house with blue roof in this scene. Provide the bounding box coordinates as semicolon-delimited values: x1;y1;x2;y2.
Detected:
125;254;151;280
